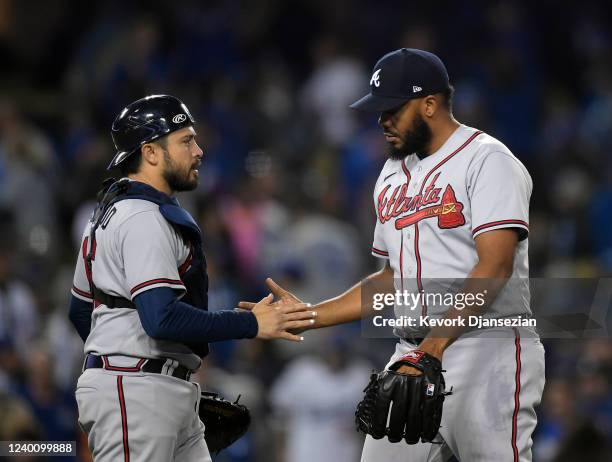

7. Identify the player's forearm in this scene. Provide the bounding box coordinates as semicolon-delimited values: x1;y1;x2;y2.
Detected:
419;262;512;355
135;288;258;343
312;263;394;329
310;283;363;328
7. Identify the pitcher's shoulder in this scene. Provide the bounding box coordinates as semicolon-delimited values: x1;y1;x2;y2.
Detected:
470;131;514;157
466;130;528;171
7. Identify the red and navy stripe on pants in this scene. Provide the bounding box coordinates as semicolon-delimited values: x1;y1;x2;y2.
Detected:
117;376;130;462
511;327;521;461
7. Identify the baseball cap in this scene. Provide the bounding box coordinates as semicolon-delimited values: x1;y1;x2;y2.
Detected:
350;48;450;112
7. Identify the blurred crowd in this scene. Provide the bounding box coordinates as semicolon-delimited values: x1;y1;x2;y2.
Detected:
0;0;611;460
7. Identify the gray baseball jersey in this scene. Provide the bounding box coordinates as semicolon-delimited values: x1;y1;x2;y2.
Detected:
364;125;544;462
371;124;532;337
71;196;201;370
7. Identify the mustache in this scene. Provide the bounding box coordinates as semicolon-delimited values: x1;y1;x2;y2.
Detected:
383;130;404;140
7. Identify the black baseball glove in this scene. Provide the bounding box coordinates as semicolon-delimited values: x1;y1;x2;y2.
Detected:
199;391;251;453
355;350;448;444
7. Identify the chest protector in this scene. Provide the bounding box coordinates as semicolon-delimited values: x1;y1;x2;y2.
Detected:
85;178;209;312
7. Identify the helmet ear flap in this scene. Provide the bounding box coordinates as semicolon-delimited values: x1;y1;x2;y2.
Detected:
108;94;195;170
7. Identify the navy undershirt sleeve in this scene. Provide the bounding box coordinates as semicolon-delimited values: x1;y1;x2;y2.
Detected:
68;295;93;342
134;287;258;343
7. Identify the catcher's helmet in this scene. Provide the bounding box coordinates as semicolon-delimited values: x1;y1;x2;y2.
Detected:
108;94;195;170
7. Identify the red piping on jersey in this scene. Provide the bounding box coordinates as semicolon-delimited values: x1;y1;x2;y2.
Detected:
414;223;426;315
72;285;92;299
117;376;130;462
399;233;404;291
511;327;521;462
82;237;96;291
472;219;529;236
178;248;194;276
130;278;184;295
400;160;411;293
412;131;483;316
401;158;411;179
372;247;389;257
102;356;146;372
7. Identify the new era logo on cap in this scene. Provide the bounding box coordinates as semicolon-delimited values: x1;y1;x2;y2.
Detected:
413;86;422;93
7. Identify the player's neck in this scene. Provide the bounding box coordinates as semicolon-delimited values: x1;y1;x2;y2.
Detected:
425;117;461;156
128;172;174;196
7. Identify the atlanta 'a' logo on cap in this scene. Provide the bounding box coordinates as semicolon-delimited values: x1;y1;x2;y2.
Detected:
370;69;381;88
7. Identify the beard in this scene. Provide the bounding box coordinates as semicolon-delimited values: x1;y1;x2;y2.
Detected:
387;113;432;160
162;150;198;192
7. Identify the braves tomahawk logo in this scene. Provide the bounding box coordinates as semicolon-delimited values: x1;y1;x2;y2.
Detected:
377;172;465;230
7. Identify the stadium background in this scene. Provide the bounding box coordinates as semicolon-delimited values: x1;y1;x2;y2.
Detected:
0;0;611;460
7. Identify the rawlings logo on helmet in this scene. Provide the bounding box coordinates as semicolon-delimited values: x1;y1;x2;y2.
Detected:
173;114;187;124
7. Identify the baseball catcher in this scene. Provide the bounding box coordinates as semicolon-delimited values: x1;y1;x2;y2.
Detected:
68;95;316;462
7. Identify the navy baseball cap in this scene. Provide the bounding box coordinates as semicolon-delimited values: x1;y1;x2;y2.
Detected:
350;48;450;112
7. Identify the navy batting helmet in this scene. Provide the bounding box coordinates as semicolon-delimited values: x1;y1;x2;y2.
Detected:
108;94;195;170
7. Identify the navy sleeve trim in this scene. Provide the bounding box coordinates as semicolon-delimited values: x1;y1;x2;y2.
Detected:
134;287;258;343
68;295;93;342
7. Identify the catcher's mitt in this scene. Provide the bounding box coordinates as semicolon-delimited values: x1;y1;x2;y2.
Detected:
355;350;449;444
199;391;251;453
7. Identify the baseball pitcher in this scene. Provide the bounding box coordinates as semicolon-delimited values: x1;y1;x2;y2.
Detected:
241;49;545;462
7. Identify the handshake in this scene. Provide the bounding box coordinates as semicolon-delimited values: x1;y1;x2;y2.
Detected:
238;278;316;342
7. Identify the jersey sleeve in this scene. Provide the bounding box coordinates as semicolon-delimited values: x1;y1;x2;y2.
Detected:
468;151;532;241
371;220;389;258
120;211;187;300
71;228;94;302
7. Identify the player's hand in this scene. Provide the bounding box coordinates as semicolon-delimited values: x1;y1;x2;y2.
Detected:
396;364;424;375
238;278;305;309
238;278;316;335
396;340;444;376
250;294;316;342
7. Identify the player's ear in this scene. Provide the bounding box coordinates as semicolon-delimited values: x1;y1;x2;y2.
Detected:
140;143;160;167
422;95;438;119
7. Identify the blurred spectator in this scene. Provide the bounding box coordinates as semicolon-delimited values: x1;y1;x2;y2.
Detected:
300;36;367;146
270;335;372;462
0;101;59;270
552;423;612;462
0;391;41;441
0;223;39;390
16;345;78;462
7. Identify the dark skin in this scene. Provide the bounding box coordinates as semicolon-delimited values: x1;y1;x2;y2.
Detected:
380;94;459;158
240;95;521;372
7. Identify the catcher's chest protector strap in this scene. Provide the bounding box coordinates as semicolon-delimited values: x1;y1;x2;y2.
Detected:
87;179;209;310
